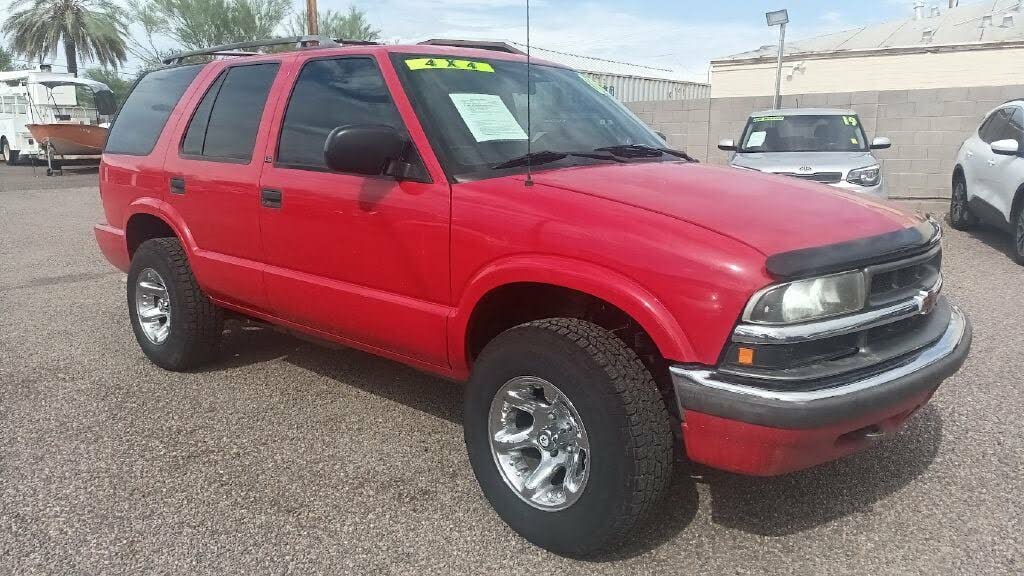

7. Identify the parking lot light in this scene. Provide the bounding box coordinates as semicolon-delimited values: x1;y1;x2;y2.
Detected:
766;9;789;109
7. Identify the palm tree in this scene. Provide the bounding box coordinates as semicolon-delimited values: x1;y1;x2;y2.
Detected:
1;0;128;76
287;6;382;41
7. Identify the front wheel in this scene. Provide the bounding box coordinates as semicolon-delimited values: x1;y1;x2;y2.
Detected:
127;238;223;371
464;318;674;556
1014;208;1024;265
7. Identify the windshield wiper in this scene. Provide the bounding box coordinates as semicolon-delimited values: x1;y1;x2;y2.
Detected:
492;150;625;170
595;144;697;162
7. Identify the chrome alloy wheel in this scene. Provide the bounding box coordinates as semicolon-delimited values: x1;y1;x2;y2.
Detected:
135;268;172;344
488;376;591;511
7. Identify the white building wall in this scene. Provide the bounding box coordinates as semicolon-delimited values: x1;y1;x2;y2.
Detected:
710;46;1024;98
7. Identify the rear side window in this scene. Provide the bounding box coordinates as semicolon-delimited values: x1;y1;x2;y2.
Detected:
1006;108;1023;142
104;65;203;156
181;63;279;162
277;57;404;169
979;108;1011;144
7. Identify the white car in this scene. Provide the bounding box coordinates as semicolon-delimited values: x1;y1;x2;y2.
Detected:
951;99;1024;262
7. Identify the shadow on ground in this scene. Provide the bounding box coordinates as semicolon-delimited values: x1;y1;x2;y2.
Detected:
964;225;1019;263
200;319;939;553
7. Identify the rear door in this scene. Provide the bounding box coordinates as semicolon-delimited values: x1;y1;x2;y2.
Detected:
990;106;1024;220
162;60;283;311
975;107;1015;220
257;54;451;368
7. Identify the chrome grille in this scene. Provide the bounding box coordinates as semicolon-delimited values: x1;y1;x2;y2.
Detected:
867;246;942;306
775;172;843;184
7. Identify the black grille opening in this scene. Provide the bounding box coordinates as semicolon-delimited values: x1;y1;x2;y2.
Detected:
868;249;941;305
777;172;843;184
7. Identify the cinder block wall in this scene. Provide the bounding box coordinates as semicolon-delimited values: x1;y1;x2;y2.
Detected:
627;84;1024;199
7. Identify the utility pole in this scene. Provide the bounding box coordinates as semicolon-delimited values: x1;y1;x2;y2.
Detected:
766;10;790;110
306;0;319;35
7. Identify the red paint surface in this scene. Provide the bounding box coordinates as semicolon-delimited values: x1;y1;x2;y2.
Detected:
95;44;931;477
682;388;936;476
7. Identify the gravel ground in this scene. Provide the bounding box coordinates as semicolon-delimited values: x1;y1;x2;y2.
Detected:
1;163;1021;575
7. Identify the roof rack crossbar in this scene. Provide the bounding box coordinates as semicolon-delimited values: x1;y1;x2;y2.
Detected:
161;35;377;65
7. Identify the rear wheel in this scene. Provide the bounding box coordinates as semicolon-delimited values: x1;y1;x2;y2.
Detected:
464;318;674;556
128;238;223;371
0;139;17;165
949;177;977;230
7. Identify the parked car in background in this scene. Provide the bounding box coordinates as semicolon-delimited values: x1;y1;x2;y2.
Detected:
950;99;1024;263
719;108;892;198
94;38;971;556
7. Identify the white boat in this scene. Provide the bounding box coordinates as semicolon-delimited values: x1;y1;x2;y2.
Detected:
0;70;116;164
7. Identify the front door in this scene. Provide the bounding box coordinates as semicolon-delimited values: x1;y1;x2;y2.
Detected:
257;55;451;368
163;61;283;310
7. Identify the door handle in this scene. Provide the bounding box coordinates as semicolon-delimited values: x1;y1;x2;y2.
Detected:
988;159;998;166
169;176;186;195
261;188;282;209
966;151;974;158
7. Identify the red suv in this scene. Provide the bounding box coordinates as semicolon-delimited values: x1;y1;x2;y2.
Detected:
94;38;971;555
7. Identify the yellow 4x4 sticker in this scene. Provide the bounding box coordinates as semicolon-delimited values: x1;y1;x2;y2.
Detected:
405;58;495;72
842;116;859;126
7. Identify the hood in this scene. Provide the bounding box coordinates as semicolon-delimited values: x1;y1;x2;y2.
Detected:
730;151;878;176
529;162;920;257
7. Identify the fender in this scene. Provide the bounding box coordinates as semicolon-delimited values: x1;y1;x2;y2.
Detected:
448;254;696;378
125;197;198;254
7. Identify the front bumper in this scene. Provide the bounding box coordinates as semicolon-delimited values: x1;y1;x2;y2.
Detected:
670;305;971;476
829;179;886;199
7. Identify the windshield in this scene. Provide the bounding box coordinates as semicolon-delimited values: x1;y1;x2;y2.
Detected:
391;54;665;181
739;114;868;153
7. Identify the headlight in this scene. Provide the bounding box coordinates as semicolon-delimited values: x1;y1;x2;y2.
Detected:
847;164;881;187
744;271;866;324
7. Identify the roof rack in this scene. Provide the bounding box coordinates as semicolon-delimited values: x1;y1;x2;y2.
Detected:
161;35;379;65
418;39;526;55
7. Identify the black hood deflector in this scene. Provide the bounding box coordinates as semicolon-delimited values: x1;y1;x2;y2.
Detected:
766;219;941;280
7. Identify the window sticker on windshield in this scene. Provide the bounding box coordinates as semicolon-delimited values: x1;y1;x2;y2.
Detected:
405;58;495;72
747;131;767;147
578;73;610;95
753;116;784;122
842;116;859;126
449;93;528;142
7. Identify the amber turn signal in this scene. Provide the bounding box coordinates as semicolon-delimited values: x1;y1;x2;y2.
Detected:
737;347;755;365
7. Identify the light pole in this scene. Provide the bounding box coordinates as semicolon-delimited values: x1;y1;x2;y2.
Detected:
766;9;789;110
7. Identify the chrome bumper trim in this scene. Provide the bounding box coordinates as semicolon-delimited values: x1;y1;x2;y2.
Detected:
670;305;967;403
732;275;942;345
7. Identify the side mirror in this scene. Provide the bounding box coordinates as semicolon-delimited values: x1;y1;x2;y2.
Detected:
991;139;1021;156
324;124;408;177
870;136;892;150
718;139;737;152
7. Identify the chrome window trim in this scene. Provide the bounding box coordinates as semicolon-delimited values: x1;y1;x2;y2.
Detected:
671;305;967;403
733;274;942;345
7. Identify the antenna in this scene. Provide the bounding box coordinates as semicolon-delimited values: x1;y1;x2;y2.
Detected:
524;0;534;187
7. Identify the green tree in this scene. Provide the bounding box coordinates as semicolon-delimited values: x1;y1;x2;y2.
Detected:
1;0;128;76
131;0;292;53
0;46;15;71
83;66;132;103
286;6;381;41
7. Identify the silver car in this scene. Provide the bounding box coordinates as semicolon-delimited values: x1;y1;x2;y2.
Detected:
718;108;892;198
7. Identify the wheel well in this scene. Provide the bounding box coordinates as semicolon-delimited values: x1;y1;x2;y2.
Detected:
465;283;674;408
1012;184;1024;223
125;214;177;257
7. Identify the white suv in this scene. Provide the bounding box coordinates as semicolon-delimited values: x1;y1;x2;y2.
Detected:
951;100;1024;262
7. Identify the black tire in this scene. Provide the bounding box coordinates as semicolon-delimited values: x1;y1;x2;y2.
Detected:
464;318;674;556
949;177;977;231
1014;208;1024;265
127;238;223;371
0;139;18;166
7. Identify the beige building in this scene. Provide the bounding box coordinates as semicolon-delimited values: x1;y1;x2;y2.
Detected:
711;0;1024;98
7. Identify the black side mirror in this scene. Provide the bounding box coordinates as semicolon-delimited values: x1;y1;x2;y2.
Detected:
324;124;411;177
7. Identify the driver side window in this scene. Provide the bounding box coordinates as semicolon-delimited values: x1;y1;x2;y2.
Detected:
277;57;409;171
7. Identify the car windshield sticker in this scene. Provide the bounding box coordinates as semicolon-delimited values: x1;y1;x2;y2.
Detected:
843;116;859;126
747;131;767;147
405;58;495;72
449;93;528;142
578;73;610;95
753;116;784;122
